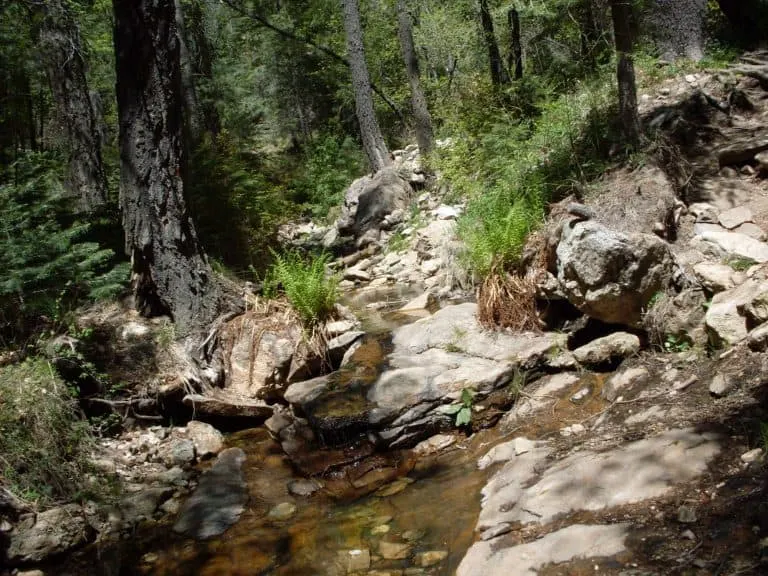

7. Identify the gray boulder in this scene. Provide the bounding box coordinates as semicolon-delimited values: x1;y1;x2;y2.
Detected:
336;167;412;236
185;421;224;459
7;505;92;564
555;220;675;326
706;279;768;346
572;332;641;366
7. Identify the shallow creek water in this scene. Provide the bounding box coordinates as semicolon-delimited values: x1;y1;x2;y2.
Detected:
64;287;608;575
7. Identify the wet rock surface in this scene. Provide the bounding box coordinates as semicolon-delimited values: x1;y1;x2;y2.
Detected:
172;448;248;540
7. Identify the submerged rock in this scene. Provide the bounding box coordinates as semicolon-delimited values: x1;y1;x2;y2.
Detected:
173;448;248;540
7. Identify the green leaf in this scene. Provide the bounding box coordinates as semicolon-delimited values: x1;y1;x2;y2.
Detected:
443;403;463;415
460;387;476;405
455;407;472;427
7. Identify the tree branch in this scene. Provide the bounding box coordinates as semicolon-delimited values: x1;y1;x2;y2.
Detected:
221;0;403;120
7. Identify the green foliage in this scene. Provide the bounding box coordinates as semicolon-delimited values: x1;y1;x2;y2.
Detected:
267;250;339;326
187;134;289;275
445;387;476;428
0;153;128;343
664;333;691;353
726;257;757;272
0;358;104;506
290;132;367;219
439;75;616;278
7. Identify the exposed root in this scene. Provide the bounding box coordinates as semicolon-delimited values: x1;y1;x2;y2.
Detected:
477;271;543;332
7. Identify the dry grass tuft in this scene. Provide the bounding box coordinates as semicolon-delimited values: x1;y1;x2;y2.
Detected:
477;271;543;332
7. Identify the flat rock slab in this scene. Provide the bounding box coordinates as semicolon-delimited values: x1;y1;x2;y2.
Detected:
697;229;768;263
173;448;248;540
718;206;753;230
457;524;629;576
477;429;720;533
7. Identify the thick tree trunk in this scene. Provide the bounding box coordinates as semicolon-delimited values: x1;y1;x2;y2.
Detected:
507;5;523;80
113;0;221;337
340;0;391;172
39;0;108;212
175;0;202;141
479;0;508;86
610;0;641;147
396;0;434;156
645;0;707;61
717;0;765;44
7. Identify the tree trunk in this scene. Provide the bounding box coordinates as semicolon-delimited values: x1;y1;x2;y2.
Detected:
340;0;391;172
579;0;599;69
507;5;523;80
185;0;222;137
396;0;434;156
716;0;766;44
610;0;641;148
175;0;202;142
113;0;221;337
479;0;508;86
645;0;707;61
39;0;108;212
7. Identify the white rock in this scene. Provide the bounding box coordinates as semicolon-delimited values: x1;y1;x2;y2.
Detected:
718;206;754;230
694;262;740;292
433;205;461;220
399;290;436;312
741;448;763;463
420;259;441;276
697;229;768;263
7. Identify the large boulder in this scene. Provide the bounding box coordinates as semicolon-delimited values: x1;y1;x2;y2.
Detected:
555;220;675;326
706;279;768;346
336;167;412;236
221;313;302;400
7;505;92;564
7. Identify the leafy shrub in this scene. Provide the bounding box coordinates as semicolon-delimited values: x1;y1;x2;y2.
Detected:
445;388;476;428
0;153;128;343
187;134;289;276
267;250;339;326
290;133;367;219
437;74;616;279
0;358;100;505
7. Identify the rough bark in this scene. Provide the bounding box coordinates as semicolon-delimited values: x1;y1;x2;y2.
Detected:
39;0;108;212
507;5;523;80
645;0;707;61
610;0;641;147
396;0;434;156
113;0;221;337
340;0;391;172
479;0;509;86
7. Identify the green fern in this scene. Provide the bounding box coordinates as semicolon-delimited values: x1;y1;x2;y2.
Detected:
268;250;339;326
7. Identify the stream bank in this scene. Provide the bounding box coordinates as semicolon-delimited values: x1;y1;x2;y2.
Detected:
6;54;768;576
